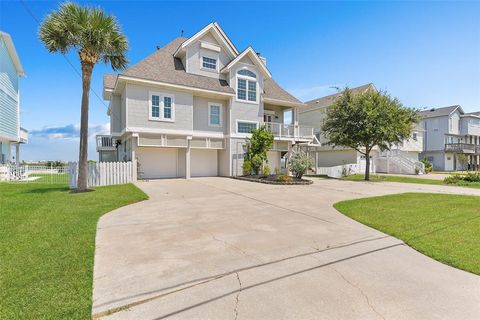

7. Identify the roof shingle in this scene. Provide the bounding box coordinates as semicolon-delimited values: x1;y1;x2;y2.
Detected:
104;36;302;105
301;83;375;112
418;105;461;118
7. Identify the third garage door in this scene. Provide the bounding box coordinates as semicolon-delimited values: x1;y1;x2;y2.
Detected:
191;149;218;177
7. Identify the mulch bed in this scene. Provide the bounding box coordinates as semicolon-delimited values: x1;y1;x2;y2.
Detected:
233;175;313;185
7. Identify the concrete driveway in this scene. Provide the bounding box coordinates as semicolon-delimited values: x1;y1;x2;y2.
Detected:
92;178;480;320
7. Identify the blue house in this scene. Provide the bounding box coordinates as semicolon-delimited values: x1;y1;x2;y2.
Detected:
0;31;27;164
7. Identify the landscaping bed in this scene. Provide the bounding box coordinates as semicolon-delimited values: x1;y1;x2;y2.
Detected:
234;174;313;185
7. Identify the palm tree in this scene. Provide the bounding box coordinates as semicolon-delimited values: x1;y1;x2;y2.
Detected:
39;2;128;191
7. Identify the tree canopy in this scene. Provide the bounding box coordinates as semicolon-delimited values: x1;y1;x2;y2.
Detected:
322;88;419;180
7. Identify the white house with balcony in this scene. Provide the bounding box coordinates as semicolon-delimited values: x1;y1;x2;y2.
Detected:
0;31;28;165
299;84;425;175
420;105;480;171
97;22;314;179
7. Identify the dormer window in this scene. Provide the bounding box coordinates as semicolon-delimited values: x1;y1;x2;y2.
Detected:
202;56;217;70
237;69;257;103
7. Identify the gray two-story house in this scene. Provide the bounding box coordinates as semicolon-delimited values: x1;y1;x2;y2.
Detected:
420;105;480;171
97;22;313;179
0;31;28;165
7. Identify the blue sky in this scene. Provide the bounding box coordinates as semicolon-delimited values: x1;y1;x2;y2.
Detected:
1;0;479;161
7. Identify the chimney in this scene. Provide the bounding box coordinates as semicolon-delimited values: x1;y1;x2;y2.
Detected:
256;52;267;66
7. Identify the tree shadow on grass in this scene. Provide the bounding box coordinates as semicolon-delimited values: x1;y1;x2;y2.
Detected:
23;186;70;194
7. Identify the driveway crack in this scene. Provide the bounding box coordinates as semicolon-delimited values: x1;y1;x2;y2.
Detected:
234;272;242;320
331;267;386;320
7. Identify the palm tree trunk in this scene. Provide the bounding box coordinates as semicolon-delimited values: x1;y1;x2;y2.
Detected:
364;150;370;181
77;61;94;191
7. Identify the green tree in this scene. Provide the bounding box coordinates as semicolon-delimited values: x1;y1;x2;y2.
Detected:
457;154;469;171
288;151;313;179
322;88;419;181
39;2;128;191
244;125;274;175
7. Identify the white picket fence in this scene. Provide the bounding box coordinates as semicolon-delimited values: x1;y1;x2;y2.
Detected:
69;161;135;189
315;163;361;178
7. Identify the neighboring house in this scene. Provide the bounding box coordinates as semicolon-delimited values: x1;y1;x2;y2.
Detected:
420;105;480;171
97;22;314;179
299;84;425;174
0;31;28;165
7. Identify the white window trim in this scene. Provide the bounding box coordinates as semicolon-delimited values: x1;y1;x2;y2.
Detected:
235;67;258;104
201;53;219;73
236;119;259;136
208;102;223;127
148;91;175;122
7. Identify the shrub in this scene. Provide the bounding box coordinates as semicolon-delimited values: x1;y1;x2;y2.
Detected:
242;160;252;176
463;172;480;182
421;158;432;173
262;165;271;176
244;126;274;175
277;174;292;182
274;168;281;175
444;175;462;184
414;167;420;175
288;151;313;179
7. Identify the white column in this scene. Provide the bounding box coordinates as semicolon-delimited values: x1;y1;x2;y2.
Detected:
131;135;138;181
185;137;191;179
315;151;318;174
15;144;20;165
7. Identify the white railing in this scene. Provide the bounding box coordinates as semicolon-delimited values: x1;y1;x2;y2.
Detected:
69;161;135;189
264;122;314;139
96;135;117;150
377;150;425;174
19;127;28;143
0;165;69;184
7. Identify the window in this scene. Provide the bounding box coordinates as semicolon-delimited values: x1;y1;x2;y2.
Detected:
164;96;172;119
237;121;257;134
151;95;160;118
238;69;256;78
202;56;217;70
412;132;418;141
237;69;257;102
237;79;247;100
150;93;174;121
208;103;222;126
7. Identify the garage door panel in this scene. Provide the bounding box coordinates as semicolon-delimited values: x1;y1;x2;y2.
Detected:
137;147;178;179
191;149;218;177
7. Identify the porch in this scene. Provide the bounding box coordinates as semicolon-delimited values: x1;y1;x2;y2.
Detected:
263;103;314;141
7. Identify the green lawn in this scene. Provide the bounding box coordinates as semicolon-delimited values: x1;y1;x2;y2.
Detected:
334;193;480;275
343;174;480;188
0;182;148;319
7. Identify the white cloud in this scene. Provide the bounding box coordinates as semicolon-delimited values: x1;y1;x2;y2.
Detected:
22;123;110;162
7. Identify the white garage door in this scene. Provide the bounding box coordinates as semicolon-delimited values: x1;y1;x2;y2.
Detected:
191;149;218;177
137;147;178;179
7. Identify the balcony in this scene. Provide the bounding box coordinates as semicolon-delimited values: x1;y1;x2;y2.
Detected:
19;127;28;144
463;124;480;136
264;122;314;140
444;143;475;154
96;135;118;151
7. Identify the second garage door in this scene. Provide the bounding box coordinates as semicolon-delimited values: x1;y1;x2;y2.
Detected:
191;149;218;177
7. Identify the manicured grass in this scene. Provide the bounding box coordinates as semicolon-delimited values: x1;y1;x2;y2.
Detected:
0;183;148;319
343;174;480;188
334;193;480;275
